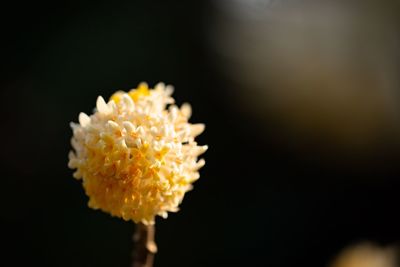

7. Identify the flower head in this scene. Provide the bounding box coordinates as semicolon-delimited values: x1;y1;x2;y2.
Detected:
68;82;207;224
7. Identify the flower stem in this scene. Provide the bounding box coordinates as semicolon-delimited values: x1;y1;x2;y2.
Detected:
132;223;157;267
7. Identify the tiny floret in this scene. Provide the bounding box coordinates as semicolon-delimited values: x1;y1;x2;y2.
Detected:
68;82;207;224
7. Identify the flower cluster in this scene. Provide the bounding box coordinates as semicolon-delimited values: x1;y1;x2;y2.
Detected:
68;83;207;224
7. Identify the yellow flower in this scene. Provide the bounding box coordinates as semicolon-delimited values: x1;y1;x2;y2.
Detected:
68;82;207;225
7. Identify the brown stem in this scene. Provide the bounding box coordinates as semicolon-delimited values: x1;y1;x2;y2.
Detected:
132;223;157;267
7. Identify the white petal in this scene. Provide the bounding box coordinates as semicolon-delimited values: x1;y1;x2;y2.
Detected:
107;120;120;130
117;139;128;148
165;85;174;95
152;140;161;150
70;122;79;131
135;138;142;148
123;121;135;133
169;207;179;212
150;127;158;136
108;100;117;113
180;103;192;118
151;161;161;169
169;106;178;121
68;150;76;159
96;96;111;114
190;124;205;137
73;170;82;179
121;94;134;110
136;126;145;136
154;82;165;91
78;112;90;127
192;145;208;156
194;159;205;170
161;125;168;136
165;143;172;150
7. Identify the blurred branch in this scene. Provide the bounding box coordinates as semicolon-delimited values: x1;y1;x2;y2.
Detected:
132;223;157;267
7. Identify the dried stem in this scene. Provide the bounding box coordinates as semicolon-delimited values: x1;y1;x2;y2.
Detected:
132;223;157;267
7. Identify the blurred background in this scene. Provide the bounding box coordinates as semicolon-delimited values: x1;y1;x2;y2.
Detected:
1;0;400;266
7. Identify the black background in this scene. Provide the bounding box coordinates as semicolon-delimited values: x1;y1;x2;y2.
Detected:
1;1;400;267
